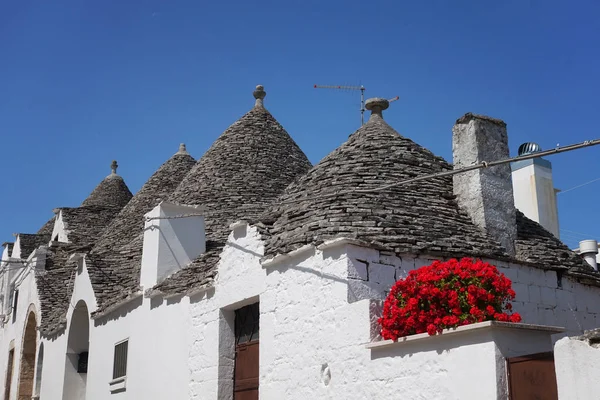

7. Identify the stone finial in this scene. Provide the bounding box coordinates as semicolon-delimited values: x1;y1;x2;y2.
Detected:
110;160;118;175
365;98;389;118
177;143;188;155
253;85;266;108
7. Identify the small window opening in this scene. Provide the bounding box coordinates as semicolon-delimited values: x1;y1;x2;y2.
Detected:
12;290;19;324
235;303;259;344
77;351;88;373
112;340;128;379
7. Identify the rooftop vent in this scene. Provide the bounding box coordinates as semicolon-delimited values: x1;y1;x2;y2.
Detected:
518;142;542;156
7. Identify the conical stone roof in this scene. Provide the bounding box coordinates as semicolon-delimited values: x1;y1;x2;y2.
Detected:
259;98;508;260
81;160;133;209
151;85;312;296
86;145;196;315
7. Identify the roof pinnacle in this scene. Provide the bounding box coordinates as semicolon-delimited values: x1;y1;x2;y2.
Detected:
253;85;266;108
365;98;389;119
110;160;118;175
177;143;189;155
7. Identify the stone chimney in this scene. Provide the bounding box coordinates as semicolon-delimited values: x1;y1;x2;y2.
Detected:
452;113;517;256
140;202;206;289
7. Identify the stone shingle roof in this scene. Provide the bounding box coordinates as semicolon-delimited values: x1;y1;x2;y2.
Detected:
17;234;51;259
150;86;311;296
59;206;123;247
36;217;56;237
257;104;508;261
36;246;76;336
34;164;133;334
81;162;132;209
87;147;196;316
515;210;598;283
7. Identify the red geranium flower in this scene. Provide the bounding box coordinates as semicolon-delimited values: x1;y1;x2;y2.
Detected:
378;258;521;340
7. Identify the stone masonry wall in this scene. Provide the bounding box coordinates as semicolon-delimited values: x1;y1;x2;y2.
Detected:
345;243;600;336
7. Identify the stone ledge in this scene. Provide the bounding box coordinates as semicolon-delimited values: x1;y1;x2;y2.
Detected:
365;321;565;350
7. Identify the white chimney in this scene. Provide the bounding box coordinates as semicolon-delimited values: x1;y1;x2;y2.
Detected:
453;113;517;256
140;202;206;289
579;240;598;271
511;143;560;238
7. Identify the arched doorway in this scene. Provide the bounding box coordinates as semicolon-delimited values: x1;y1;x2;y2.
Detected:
17;311;37;400
62;301;89;400
34;342;44;399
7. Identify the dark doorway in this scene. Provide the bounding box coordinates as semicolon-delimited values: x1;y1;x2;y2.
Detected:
507;352;558;400
5;348;14;400
233;302;259;400
18;312;37;400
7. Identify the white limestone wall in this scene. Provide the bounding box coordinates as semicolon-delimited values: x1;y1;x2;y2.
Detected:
0;254;192;400
187;232;600;399
53;211;68;243
0;266;42;400
554;333;600;400
345;247;600;337
76;262;191;400
188;223;267;399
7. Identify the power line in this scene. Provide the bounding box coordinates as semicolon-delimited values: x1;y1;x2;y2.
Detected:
278;138;600;206
558;177;600;195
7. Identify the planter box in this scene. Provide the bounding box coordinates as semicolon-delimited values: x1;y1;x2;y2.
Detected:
366;321;564;400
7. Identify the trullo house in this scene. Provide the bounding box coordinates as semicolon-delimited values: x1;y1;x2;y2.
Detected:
0;85;599;399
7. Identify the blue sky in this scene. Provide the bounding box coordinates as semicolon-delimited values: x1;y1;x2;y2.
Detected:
1;0;599;249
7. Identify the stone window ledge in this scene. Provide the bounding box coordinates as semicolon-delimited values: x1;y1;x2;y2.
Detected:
366;321;565;350
109;376;126;394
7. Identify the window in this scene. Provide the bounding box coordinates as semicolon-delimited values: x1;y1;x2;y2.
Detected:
12;290;18;324
235;302;259;344
77;351;88;373
112;340;128;379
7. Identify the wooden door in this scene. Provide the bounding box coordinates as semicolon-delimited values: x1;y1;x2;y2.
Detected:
234;303;259;400
507;352;558;400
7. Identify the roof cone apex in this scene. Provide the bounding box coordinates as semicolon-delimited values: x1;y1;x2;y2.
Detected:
365;98;389;119
110;160;118;176
253;85;266;108
177;143;189;155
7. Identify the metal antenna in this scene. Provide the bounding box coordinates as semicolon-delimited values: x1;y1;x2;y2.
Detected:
314;84;365;125
314;84;398;125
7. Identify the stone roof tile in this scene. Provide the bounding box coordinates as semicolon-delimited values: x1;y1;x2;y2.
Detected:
257;109;508;261
17;234;51;259
59;206;122;247
151;86;311;296
81;161;133;209
87;148;196;316
515;210;592;272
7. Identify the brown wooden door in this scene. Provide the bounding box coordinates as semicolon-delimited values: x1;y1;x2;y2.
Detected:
507;352;558;400
234;342;259;400
234;303;259;400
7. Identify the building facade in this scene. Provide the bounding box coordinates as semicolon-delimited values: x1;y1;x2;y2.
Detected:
1;86;599;399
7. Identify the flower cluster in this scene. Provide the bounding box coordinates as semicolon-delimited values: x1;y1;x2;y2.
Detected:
378;258;521;340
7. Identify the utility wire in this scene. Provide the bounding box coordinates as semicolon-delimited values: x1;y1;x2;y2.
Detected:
277;138;600;206
558;177;600;195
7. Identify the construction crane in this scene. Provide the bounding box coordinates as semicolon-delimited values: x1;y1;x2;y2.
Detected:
314;84;399;125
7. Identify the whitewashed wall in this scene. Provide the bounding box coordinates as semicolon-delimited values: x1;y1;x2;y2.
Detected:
187;226;600;399
2;223;600;399
66;261;191;400
0;262;42;400
0;254;192;400
555;332;600;400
